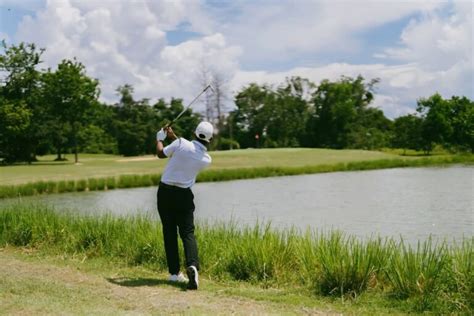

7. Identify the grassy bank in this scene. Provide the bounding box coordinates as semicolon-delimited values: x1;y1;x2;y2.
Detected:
1;205;472;314
0;149;394;185
0;249;413;315
0;153;472;199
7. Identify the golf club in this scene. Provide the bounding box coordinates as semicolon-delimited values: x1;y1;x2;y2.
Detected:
166;84;214;128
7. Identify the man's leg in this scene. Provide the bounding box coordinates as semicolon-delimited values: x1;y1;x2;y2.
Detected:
157;187;180;275
177;195;199;290
177;209;199;270
177;190;199;270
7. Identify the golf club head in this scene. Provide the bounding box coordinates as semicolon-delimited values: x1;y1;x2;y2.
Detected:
206;84;215;94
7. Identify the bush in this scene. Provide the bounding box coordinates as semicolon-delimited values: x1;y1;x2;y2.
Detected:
105;177;116;190
88;178;98;191
76;179;87;192
215;137;240;151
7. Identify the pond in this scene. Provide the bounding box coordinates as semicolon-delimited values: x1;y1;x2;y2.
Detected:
2;166;472;243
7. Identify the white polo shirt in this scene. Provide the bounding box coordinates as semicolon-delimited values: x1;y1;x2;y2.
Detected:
161;138;212;188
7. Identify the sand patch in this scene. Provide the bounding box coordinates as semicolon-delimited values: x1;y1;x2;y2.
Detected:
116;157;156;162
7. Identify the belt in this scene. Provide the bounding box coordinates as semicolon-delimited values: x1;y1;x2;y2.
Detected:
159;182;190;191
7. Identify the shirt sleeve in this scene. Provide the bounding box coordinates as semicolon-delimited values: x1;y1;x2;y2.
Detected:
163;138;181;157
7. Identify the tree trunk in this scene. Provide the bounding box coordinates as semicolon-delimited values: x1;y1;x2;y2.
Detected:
229;114;234;150
27;149;32;165
74;134;78;163
56;147;62;161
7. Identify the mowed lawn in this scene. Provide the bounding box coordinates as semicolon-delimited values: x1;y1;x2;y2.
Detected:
1;148;407;185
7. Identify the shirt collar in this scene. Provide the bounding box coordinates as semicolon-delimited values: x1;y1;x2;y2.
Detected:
192;140;207;151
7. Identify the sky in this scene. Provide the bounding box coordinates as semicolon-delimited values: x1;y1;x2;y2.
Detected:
0;0;472;118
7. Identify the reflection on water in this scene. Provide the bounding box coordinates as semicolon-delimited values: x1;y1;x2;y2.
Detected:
1;166;473;243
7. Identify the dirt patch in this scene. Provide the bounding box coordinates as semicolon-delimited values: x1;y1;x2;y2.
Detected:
0;250;333;315
116;157;156;162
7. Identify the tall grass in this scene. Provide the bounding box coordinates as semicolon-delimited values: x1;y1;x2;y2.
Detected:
444;239;474;311
0;205;167;267
0;204;471;313
0;154;472;199
385;239;448;299
310;232;390;296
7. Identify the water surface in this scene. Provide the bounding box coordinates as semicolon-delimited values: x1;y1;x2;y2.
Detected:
2;166;472;243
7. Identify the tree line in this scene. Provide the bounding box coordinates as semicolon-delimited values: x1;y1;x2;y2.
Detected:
0;41;472;163
0;42;201;163
223;76;473;154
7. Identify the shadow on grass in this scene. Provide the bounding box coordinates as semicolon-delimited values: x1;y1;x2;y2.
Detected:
398;153;432;157
34;162;72;165
0;162;73;167
107;277;186;290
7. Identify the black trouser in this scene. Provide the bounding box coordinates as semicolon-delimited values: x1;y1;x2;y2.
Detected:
157;182;199;275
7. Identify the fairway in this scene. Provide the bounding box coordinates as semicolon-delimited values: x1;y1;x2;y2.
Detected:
0;148;398;186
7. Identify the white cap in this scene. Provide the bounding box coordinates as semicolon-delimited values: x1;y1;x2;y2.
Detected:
195;121;214;142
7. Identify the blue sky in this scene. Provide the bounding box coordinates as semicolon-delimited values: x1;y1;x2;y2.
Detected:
0;7;32;37
0;0;472;118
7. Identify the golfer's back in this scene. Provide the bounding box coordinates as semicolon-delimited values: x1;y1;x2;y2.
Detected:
161;138;211;188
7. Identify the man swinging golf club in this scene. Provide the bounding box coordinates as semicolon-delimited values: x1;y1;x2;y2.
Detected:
156;121;213;290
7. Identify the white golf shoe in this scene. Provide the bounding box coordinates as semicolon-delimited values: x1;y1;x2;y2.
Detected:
168;272;188;283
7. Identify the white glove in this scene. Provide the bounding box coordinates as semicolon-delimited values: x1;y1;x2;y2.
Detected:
156;129;167;141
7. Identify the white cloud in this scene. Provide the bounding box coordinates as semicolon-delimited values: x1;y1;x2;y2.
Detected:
13;0;240;104
231;56;471;119
222;0;444;64
6;0;472;118
372;94;416;118
381;1;472;71
230;0;472;118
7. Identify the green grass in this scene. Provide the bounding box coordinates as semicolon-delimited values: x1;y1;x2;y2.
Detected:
0;148;455;186
0;249;413;315
0;258;131;315
0;204;472;314
0;149;472;199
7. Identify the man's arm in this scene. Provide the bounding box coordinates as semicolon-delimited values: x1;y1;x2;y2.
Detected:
156;139;167;158
156;127;178;159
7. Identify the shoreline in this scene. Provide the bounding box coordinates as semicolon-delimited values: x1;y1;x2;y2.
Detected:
1;205;472;314
0;155;472;199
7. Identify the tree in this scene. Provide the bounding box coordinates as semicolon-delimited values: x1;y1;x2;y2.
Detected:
0;99;32;162
347;108;392;150
306;76;380;148
232;83;274;148
416;93;453;153
153;97;201;150
113;85;152;156
265;77;313;147
40;59;99;162
0;41;45;162
198;66;231;148
230;77;314;148
79;100;118;154
449;96;474;152
199;65;215;122
415;94;474;153
78;124;117;154
391;114;423;154
112;85;201;156
210;72;229;133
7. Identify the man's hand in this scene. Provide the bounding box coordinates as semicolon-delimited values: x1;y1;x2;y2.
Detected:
164;126;177;141
156;129;167;142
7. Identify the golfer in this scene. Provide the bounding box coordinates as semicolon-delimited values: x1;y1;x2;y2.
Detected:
155;121;213;290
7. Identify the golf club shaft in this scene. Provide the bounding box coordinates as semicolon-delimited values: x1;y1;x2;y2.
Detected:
167;84;212;127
